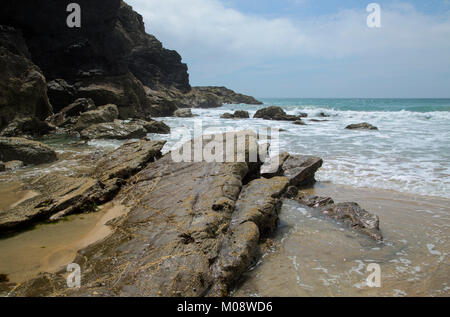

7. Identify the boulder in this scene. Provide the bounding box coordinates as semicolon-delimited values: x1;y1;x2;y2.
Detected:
0;137;57;165
174;108;194;118
221;111;250;119
133;119;171;134
281;155;323;187
75;104;119;131
60;98;96;117
254;106;302;121
80;120;147;140
220;113;235;119
346;122;378;130
0;116;54;137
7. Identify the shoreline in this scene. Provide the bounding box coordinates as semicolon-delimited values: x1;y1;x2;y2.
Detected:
234;181;449;297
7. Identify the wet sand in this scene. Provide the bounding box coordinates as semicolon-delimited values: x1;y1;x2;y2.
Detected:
0;182;127;284
234;182;450;297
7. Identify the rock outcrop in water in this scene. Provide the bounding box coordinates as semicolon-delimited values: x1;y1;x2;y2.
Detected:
221;111;250;119
295;194;383;241
254;106;307;121
346;122;378;131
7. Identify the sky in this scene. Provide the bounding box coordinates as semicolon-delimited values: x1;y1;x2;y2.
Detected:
127;0;450;98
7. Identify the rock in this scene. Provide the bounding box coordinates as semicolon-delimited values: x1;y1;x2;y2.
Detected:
92;138;166;182
191;87;262;105
310;119;329;123
295;194;382;240
174;108;194;118
260;152;290;178
0;116;55;137
254;106;302;121
0;138;165;233
75;73;161;119
293;119;306;125
297;194;335;208
0;161;5;172
8;131;278;297
221;113;235;119
190;91;222;108
0;28;52;133
0;137;57;165
75;104;119;131
80;120;147;140
4;160;24;171
46;79;76;113
0;1;190;118
132;119;171;134
210;176;289;295
61;98;96;117
281;155;323;187
221;111;250;119
346;122;378;130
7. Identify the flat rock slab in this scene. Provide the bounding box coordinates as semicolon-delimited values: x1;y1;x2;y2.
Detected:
9;131;287;297
0;138;165;234
0;137;57;165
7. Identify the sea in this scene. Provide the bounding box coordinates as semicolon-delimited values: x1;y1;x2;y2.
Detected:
122;98;450;199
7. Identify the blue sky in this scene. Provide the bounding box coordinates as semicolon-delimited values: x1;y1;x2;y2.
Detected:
128;0;450;98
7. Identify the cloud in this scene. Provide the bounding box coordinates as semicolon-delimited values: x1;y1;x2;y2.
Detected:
127;0;450;97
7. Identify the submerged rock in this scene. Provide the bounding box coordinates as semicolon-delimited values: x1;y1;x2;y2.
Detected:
296;194;383;241
345;122;378;130
254;106;304;121
0;137;57;165
221;111;250;119
293;119;306;125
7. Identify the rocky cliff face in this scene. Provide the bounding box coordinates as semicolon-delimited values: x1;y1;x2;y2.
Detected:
0;26;52;132
0;0;190;122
